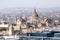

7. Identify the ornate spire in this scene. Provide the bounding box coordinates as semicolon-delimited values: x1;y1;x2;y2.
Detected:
32;8;38;18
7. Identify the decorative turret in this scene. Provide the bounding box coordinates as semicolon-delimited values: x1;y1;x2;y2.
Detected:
16;18;21;25
22;14;27;20
21;14;27;24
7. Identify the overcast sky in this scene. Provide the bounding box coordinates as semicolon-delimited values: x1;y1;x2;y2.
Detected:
0;0;60;10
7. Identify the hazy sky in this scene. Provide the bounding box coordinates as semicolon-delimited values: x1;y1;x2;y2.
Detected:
0;0;60;10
